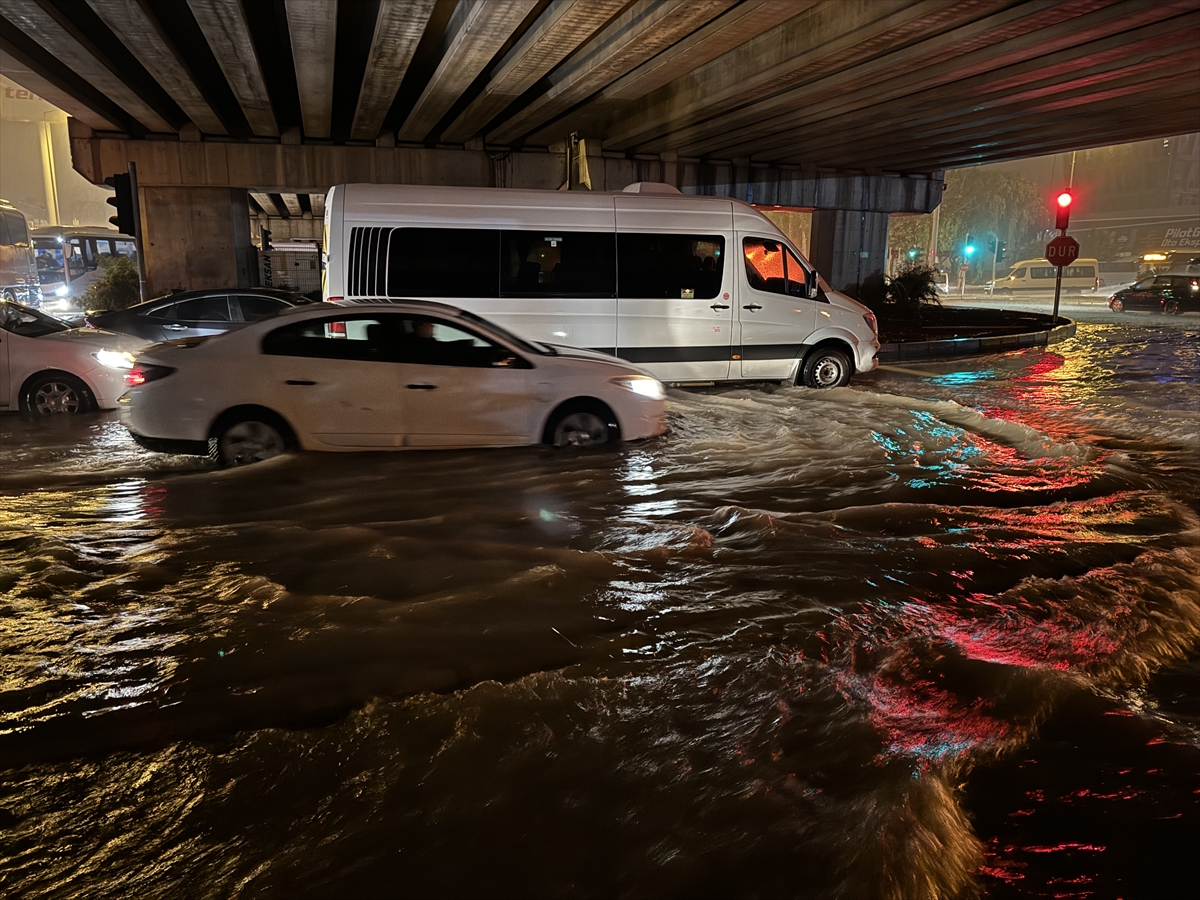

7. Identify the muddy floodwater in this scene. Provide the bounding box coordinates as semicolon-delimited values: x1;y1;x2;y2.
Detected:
1;316;1198;898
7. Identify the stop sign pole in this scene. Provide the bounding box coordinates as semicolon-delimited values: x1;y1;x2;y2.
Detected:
1046;191;1079;322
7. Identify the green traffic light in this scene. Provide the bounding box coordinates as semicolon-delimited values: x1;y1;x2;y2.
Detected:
965;244;976;256
907;248;918;259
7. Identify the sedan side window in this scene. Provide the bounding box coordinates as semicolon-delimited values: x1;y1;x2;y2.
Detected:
165;296;232;321
397;316;527;368
238;295;289;321
263;315;390;362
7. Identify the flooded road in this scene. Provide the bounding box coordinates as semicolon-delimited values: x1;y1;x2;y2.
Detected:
1;316;1197;898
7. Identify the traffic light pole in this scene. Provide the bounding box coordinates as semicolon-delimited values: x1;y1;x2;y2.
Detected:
127;162;147;302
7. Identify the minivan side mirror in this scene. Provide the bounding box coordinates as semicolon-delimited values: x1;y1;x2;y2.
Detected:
807;277;819;300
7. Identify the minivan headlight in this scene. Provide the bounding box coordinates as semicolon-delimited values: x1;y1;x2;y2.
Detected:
94;349;136;369
610;375;666;400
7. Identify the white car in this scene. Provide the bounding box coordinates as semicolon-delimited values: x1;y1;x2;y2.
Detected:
119;300;667;465
0;300;145;415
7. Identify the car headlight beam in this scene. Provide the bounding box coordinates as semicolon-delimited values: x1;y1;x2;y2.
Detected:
610;375;666;400
94;349;137;370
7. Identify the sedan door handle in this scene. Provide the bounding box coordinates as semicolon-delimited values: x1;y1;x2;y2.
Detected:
710;303;730;310
407;383;437;390
742;303;763;311
285;380;316;385
163;323;188;331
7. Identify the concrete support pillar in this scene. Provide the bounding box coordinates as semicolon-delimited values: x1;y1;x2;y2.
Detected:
140;187;253;296
808;208;890;293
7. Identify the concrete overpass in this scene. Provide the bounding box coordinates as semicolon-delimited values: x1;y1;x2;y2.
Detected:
2;0;1197;294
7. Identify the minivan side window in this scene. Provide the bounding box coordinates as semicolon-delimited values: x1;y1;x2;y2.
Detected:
501;231;615;297
3;212;29;246
618;234;723;299
743;238;810;298
385;227;500;298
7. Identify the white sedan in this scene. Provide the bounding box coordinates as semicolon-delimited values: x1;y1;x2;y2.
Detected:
119;300;667;465
0;300;145;415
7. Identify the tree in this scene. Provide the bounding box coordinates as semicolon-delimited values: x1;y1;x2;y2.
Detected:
84;255;140;311
889;167;1045;281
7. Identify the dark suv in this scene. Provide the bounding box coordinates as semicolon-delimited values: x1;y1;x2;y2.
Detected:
1108;275;1200;315
86;288;311;341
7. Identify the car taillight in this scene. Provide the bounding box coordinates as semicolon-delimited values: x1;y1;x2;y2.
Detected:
324;296;342;303
124;364;174;387
328;321;346;335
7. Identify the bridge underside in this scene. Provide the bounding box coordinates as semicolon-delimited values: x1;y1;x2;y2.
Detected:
3;0;1197;293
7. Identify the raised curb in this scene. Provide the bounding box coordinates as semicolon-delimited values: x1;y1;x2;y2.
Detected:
877;319;1077;363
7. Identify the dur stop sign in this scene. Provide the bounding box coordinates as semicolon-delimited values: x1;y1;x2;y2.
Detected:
1045;235;1080;267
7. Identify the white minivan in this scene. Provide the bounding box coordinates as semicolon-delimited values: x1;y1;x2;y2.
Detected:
322;183;879;387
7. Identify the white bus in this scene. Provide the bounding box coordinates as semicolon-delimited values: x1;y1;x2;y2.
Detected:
322;183;879;387
31;226;137;314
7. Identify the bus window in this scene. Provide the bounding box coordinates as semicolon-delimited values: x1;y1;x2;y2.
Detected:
115;240;137;259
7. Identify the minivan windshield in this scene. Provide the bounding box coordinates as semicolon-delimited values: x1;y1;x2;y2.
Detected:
0;301;71;337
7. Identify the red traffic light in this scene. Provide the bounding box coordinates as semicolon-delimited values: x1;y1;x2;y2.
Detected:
1054;189;1073;231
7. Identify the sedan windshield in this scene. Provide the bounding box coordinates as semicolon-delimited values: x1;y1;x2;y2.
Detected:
0;302;71;337
457;309;553;356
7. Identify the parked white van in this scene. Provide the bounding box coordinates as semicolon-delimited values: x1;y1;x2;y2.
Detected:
322;183;879;387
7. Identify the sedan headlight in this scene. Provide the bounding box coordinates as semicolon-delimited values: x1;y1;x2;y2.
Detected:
94;349;137;369
610;375;666;400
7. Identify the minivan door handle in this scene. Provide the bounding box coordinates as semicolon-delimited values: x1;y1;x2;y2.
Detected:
709;303;730;310
742;303;763;311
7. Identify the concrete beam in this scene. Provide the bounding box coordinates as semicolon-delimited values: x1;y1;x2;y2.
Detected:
250;191;281;216
397;0;538;144
310;192;325;218
664;0;1190;162
487;0;738;146
187;0;278;136
350;0;435;141
441;0;627;144
285;0;336;139
2;0;173;132
87;0;226;135
280;192;303;217
525;0;807;145
71;133;943;216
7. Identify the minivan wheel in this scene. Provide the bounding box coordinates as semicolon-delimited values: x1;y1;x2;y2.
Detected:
800;347;852;389
210;417;289;466
1163;299;1181;316
21;372;92;415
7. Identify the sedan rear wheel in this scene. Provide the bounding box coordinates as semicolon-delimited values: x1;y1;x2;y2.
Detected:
213;418;288;466
1163;299;1181;316
22;372;91;415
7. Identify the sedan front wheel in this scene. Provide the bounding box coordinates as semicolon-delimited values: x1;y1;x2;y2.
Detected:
21;372;92;415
